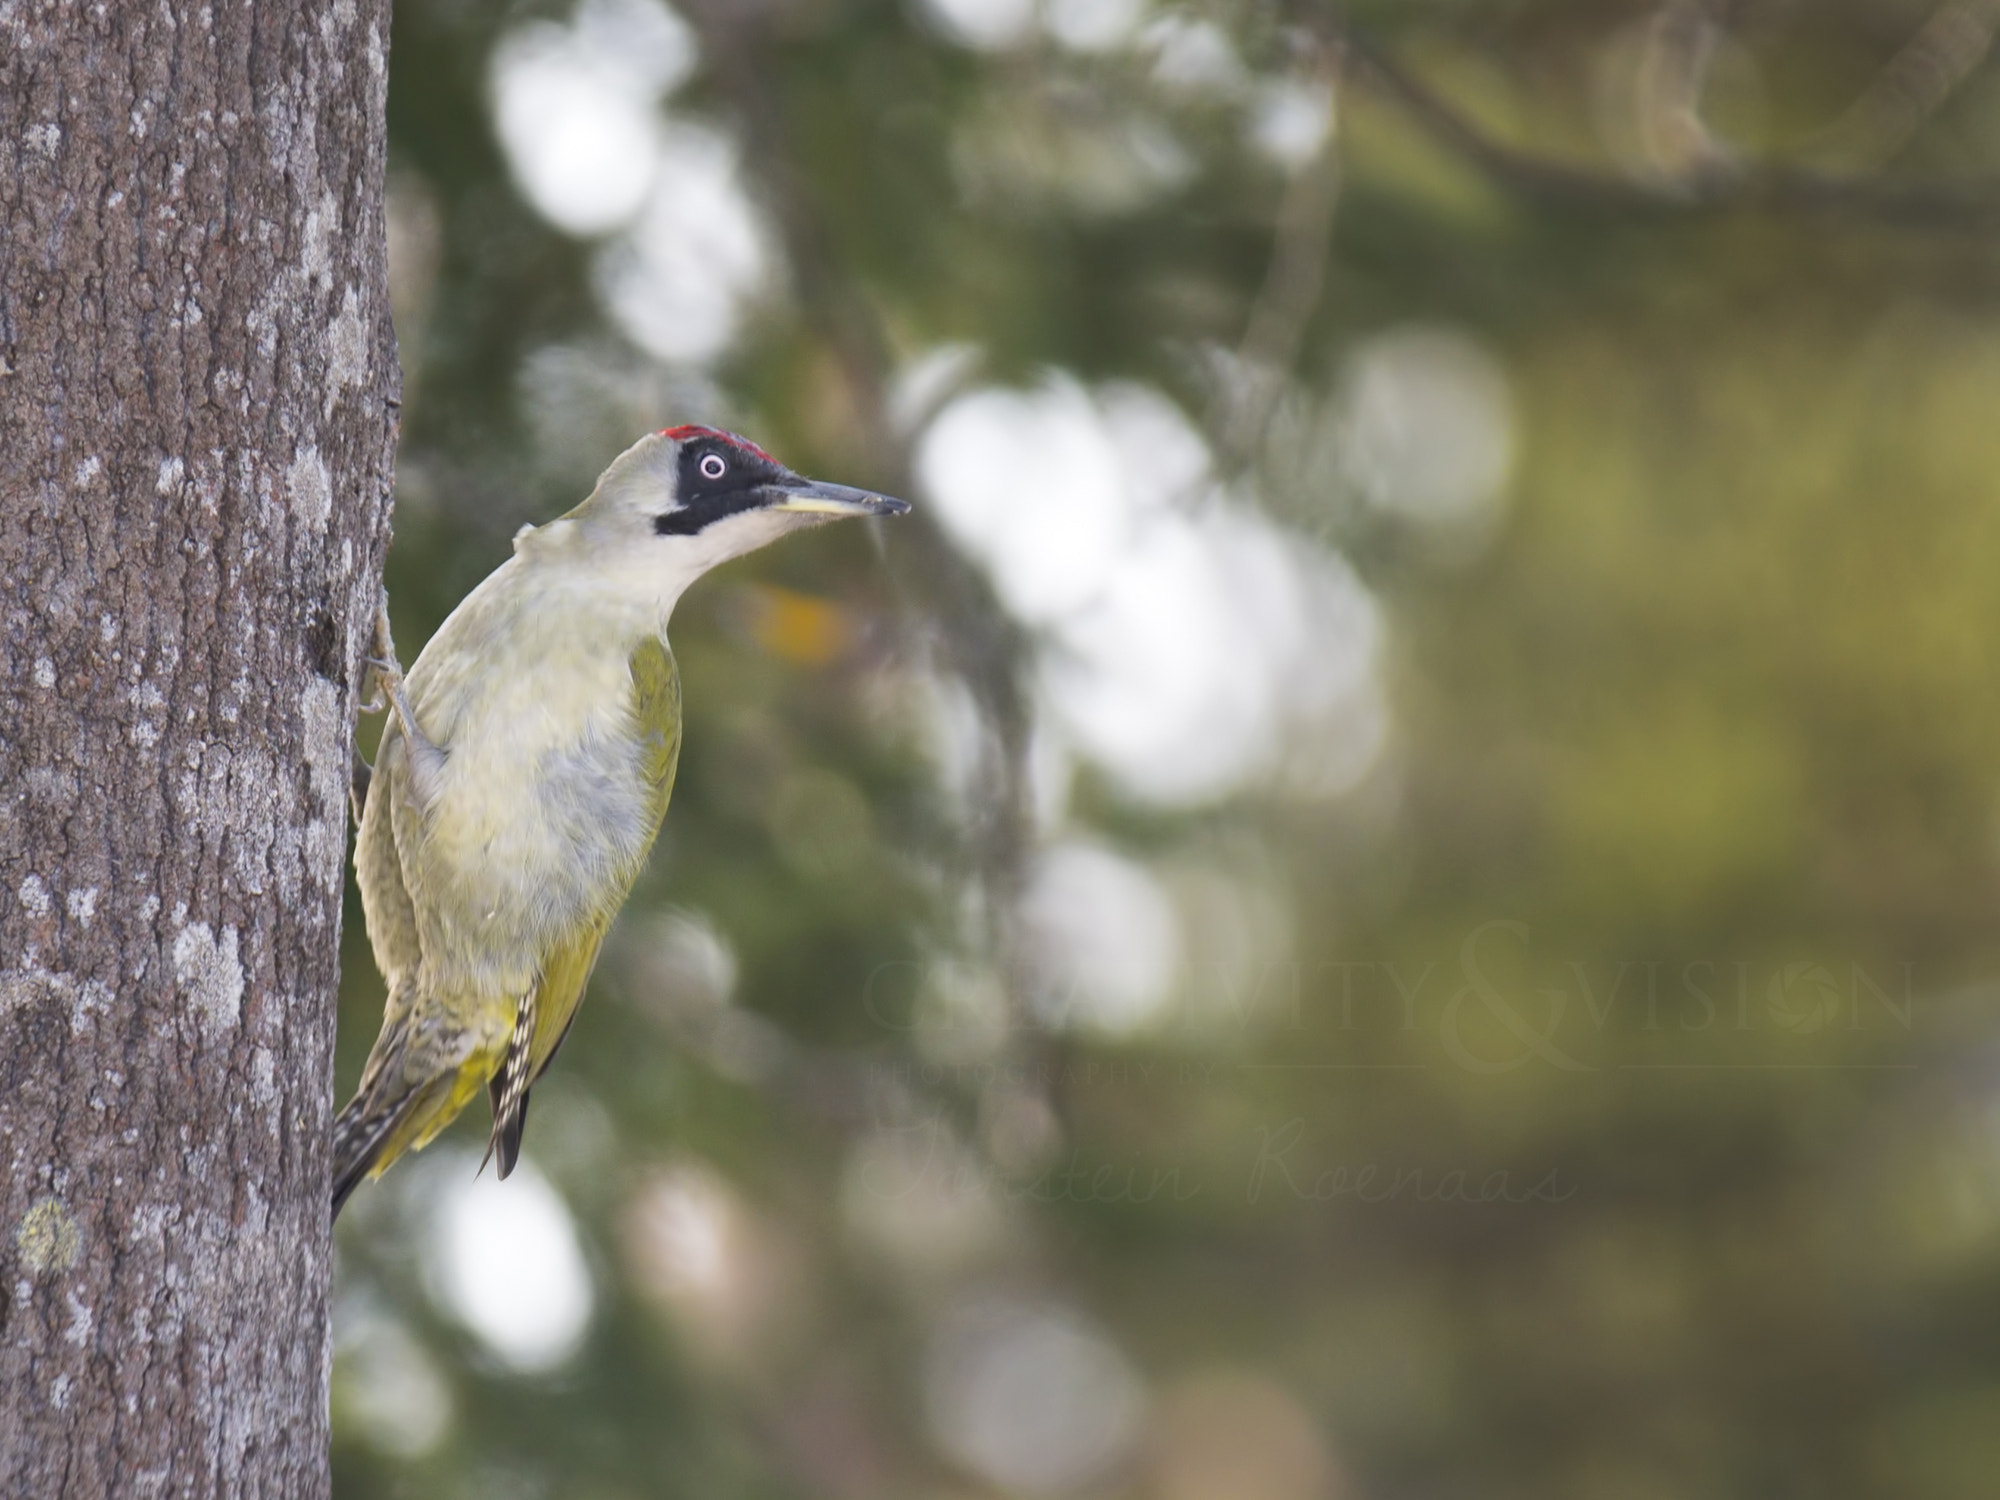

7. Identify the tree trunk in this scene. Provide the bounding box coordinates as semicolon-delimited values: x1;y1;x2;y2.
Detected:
0;1;397;1493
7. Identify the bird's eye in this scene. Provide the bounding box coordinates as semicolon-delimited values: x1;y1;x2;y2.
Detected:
699;453;727;481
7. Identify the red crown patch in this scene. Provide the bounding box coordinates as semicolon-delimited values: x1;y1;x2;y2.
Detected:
657;424;779;467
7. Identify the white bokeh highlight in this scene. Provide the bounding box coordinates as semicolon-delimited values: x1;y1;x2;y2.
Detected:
915;0;1036;51
489;0;771;364
1249;76;1335;169
917;380;1173;626
916;0;1147;54
1020;839;1182;1035
924;1294;1148;1494
490;0;695;235
334;1303;454;1457
1336;324;1515;531
842;1118;1011;1274
1142;14;1248;97
595;122;771;363
915;373;1386;806
423;1152;594;1372
628;1165;733;1299
1045;0;1147;52
621;1161;792;1365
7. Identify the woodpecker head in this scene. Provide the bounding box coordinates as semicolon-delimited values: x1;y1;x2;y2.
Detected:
651;424;907;533
548;425;909;604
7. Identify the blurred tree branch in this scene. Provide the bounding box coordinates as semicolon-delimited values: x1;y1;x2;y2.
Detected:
1301;2;2000;229
684;3;1036;901
1216;50;1347;461
680;5;1060;1147
1812;0;2000;169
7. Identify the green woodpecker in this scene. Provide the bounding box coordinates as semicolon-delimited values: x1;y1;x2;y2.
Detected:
331;426;908;1217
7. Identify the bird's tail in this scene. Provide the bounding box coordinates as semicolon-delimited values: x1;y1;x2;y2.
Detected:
332;1076;431;1219
481;988;539;1183
331;1000;464;1219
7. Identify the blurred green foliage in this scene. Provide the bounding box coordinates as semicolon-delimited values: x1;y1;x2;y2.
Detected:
334;2;2000;1497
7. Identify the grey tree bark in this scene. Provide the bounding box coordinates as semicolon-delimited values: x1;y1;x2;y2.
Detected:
0;1;397;1494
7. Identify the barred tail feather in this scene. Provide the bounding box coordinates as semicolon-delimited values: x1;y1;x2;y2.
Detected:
334;984;502;1217
483;989;538;1181
332;1080;428;1219
332;1007;450;1219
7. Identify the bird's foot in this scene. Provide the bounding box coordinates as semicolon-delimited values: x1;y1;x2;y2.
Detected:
362;594;448;812
361;599;420;739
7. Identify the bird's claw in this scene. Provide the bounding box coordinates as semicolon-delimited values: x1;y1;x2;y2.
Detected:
361;594;449;815
360;600;404;718
361;600;432;757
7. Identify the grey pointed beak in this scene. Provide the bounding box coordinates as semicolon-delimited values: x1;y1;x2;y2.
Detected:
766;476;911;518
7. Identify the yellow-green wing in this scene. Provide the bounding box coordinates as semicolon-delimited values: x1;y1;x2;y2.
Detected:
354;721;423;994
524;636;682;1079
628;634;684;831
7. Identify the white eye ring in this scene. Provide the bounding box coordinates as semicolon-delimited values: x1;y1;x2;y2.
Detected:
698;453;727;480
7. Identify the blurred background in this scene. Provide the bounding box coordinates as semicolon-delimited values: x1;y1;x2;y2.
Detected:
331;1;2000;1496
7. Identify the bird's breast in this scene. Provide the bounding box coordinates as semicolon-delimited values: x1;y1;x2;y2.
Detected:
412;629;664;981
